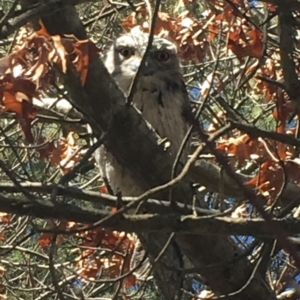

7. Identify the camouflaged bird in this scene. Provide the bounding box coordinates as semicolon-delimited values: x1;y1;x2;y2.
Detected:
95;32;191;196
95;32;192;285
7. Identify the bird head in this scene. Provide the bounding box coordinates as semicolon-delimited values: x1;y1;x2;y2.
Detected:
104;33;182;93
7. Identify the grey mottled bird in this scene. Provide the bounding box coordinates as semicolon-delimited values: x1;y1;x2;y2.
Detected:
95;32;192;284
96;32;191;196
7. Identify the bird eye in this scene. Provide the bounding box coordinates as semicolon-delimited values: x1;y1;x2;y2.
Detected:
119;47;134;59
156;51;170;62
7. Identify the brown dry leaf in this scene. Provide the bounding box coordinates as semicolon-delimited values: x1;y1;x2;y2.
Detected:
0;21;94;96
35;138;55;159
2;90;22;115
124;274;137;289
0;78;37;143
37;233;52;248
1;78;36;117
216;4;234;23
140;11;175;35
12;32;73;88
217;134;262;166
227;26;263;60
227;38;245;60
60;35;99;85
76;228;136;287
207;22;219;42
0;19;93;145
155;12;175;34
49;140;68;166
99;184;109;194
255;81;276;102
267;3;277;12
0;212;10;223
246;160;284;204
73;39;90;85
122;15;138;29
97;256;136;288
48;132;82;174
21;36;54;87
80;258;102;278
174;12;207;61
122;9;207;62
38;232;64;249
246;29;263;58
36;19;51;37
254;55;282;101
51;35;68;73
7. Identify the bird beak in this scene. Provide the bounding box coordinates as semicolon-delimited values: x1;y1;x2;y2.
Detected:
129;59;142;72
129;56;153;73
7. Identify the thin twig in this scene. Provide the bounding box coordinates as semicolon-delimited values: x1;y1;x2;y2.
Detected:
126;0;161;105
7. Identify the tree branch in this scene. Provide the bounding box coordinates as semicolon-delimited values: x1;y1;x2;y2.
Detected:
1;193;300;239
278;5;300;108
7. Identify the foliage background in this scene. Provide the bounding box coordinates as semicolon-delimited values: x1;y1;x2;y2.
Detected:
0;0;300;299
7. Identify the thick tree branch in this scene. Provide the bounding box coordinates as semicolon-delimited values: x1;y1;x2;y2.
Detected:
258;0;300;11
0;0;101;38
1;0;143;39
278;6;300;107
1;193;300;239
230;119;300;147
0;182;215;215
191;160;300;206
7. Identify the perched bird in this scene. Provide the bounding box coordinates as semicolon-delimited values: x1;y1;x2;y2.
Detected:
95;31;192;287
96;31;191;196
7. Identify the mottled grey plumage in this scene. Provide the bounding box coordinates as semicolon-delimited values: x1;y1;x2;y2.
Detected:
96;32;191;196
95;32;191;284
